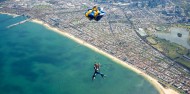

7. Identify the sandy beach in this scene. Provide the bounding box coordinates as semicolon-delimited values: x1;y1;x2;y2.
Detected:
31;19;179;94
0;12;19;17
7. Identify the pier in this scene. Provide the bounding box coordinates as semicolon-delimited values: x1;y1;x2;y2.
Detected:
6;19;30;28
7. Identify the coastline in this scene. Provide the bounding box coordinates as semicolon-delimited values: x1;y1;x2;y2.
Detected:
0;12;19;17
31;19;179;94
0;12;179;94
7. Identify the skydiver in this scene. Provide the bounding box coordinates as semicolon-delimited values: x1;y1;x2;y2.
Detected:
85;6;105;21
85;9;94;20
92;6;99;17
92;63;106;80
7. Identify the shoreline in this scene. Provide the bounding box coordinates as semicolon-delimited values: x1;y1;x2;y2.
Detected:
0;12;179;94
31;19;179;94
0;12;19;17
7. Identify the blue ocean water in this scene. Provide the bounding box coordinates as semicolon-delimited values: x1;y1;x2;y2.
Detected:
0;14;159;94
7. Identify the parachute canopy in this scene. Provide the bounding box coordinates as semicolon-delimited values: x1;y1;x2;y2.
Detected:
85;6;105;21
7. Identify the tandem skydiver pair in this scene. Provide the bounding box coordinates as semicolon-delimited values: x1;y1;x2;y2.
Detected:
85;6;105;21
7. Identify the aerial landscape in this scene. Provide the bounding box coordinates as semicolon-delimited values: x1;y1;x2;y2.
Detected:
0;0;190;94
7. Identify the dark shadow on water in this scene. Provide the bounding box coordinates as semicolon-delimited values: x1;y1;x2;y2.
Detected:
11;60;39;82
0;84;23;94
10;53;65;81
5;41;40;56
29;55;63;66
